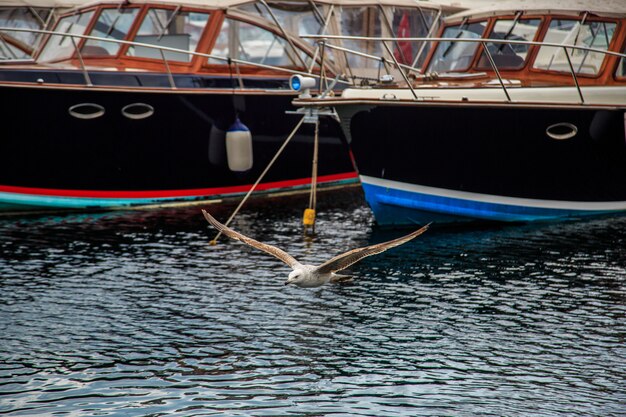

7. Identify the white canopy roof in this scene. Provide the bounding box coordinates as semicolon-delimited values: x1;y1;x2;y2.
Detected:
0;0;464;12
0;0;85;6
446;0;626;21
134;0;464;10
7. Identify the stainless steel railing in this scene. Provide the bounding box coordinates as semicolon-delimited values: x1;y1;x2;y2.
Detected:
0;26;351;89
304;34;626;105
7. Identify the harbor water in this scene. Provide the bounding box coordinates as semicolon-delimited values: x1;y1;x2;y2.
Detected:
1;188;625;416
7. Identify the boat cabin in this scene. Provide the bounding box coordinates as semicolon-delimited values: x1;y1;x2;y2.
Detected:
420;0;626;86
5;0;461;86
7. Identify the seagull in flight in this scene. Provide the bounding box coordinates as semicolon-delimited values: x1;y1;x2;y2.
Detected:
202;210;430;288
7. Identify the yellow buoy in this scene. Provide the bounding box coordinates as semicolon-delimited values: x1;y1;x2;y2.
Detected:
303;208;316;227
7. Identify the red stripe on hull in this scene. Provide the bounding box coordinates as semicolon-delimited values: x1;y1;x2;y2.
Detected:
0;172;358;199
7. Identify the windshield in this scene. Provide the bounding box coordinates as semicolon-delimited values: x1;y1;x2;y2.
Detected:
126;8;210;63
38;10;95;62
82;7;139;56
236;1;321;47
427;21;487;73
209;17;306;67
533;19;616;75
477;18;541;70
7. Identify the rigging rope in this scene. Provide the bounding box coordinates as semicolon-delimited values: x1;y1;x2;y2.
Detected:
210;116;306;245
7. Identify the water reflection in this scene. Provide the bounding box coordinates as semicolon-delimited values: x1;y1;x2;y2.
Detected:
1;188;625;416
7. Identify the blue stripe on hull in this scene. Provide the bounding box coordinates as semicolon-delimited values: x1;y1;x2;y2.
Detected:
361;182;614;225
0;191;185;210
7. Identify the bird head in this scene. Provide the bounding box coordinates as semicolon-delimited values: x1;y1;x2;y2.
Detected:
285;270;303;286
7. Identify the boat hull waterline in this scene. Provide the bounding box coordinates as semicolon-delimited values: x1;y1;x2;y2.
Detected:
362;176;626;225
0;82;357;211
342;102;626;225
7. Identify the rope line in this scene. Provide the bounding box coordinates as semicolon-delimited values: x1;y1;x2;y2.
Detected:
210;116;306;244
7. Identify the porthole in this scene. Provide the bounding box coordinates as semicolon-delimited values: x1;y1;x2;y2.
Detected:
121;103;154;120
68;103;105;120
546;122;577;140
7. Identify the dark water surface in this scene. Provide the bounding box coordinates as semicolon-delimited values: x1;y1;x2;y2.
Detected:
1;188;625;416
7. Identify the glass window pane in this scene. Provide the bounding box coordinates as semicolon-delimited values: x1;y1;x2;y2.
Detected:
533;19;616;75
391;8;438;68
83;8;139;56
127;8;209;62
38;11;95;62
235;1;317;68
477;18;540;70
0;7;51;56
237;1;321;46
427;21;487;73
0;41;28;60
209;18;301;67
340;7;382;69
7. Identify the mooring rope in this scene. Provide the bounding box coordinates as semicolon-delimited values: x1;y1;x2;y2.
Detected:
210;116;306;245
303;120;319;234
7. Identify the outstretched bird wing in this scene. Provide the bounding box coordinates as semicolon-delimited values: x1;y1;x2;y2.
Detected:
315;224;430;274
202;210;302;269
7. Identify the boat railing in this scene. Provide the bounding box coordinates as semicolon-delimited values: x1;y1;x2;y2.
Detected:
303;34;626;104
0;26;352;89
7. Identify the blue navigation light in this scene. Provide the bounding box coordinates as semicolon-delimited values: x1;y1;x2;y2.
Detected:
289;75;315;94
290;76;301;91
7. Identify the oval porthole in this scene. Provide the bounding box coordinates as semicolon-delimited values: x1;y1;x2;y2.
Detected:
68;103;105;120
121;103;154;120
546;122;578;140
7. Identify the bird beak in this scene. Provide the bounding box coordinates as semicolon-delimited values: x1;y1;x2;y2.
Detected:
284;280;290;286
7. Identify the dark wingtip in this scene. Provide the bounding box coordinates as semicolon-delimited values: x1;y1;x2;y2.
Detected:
410;222;431;238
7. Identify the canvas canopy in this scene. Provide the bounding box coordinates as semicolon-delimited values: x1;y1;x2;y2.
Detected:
3;0;463;13
446;0;626;21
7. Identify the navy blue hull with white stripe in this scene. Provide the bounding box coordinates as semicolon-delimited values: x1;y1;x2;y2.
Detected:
342;103;626;225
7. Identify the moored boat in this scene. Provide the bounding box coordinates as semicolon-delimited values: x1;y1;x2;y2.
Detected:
0;0;460;212
296;0;626;225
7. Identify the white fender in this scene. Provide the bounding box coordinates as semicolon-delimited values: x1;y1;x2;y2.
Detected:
226;118;253;172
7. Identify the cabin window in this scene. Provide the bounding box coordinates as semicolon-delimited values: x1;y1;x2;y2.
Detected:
0;7;52;59
0;39;26;60
340;7;382;69
236;1;321;48
426;21;487;73
126;8;210;62
38;10;95;62
477;18;540;70
234;2;318;68
533;19;617;75
390;8;440;68
82;8;139;56
209;17;304;67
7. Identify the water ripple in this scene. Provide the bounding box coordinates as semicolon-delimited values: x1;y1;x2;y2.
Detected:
1;189;625;416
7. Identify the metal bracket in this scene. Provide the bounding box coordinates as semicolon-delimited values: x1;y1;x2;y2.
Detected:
286;106;338;124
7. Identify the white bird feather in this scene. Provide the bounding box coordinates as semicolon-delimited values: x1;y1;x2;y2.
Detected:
202;209;429;287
